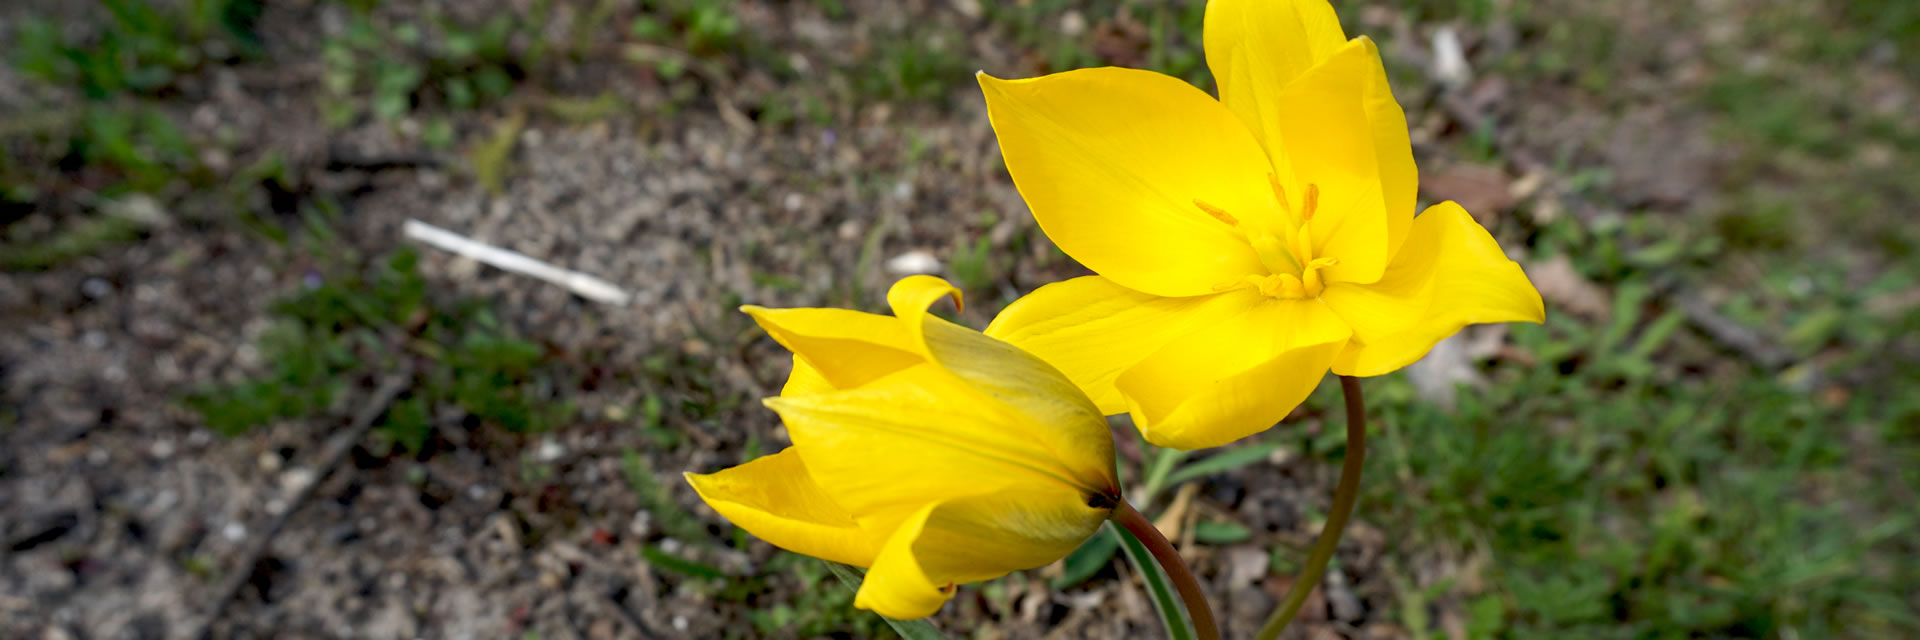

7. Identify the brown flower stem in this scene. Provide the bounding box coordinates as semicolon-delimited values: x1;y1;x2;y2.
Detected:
1112;498;1219;640
1254;375;1369;640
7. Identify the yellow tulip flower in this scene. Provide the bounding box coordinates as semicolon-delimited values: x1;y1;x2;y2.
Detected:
979;0;1544;450
685;276;1120;620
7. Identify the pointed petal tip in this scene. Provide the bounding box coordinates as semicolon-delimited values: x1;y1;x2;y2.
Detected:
739;305;771;322
682;470;712;496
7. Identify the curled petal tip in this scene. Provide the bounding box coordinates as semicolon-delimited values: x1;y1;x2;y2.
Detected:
887;275;964;315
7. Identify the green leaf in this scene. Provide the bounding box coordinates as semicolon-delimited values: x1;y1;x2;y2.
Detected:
821;562;949;639
1192;520;1253;545
1139;446;1187;506
468;110;525;196
1164;440;1283;488
1051;527;1121;588
1112;521;1198;640
640;544;725;580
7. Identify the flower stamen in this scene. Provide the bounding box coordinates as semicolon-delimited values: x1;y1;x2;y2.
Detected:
1228;181;1337;300
1191;199;1238;226
1249;273;1306;298
1268;173;1289;214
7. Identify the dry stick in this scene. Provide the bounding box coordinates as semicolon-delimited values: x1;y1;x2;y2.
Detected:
188;371;413;640
602;591;661;640
1254;376;1369;640
1111;499;1219;640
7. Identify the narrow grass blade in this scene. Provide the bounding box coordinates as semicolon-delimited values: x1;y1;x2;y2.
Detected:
1111;521;1197;640
1165;440;1283;487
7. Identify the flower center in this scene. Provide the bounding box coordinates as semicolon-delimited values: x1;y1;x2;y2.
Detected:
1196;176;1337;300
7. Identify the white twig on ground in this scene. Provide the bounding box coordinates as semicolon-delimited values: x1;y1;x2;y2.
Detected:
402;218;632;306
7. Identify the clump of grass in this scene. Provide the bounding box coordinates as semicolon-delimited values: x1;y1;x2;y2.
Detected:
9;0;263;99
2;0;265;267
184;229;569;452
629;0;743;56
318;9;526;127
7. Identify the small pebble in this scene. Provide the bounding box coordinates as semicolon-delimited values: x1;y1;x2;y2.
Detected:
884;250;942;276
222;522;247;542
629;511;653;537
536;438;566;462
81;278;113;298
281;468;317;494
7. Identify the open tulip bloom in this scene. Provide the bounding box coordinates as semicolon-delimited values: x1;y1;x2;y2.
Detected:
980;0;1545;450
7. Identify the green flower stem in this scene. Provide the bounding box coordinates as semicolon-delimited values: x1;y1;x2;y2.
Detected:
1255;375;1369;640
1112;498;1219;640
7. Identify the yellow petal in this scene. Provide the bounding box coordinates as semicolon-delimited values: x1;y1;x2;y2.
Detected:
1204;0;1348;157
978;68;1277;297
781;354;835;397
855;503;951;619
766;364;1108;530
909;488;1110;583
1327;202;1544;376
855;488;1110;620
985;275;1263;414
890;276;1117;494
885;274;965;351
1116;298;1351;449
685;447;876;567
743;306;923;391
1272;37;1413;285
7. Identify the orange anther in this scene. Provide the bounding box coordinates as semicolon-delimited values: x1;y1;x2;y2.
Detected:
1192;199;1238;226
1301;184;1320;221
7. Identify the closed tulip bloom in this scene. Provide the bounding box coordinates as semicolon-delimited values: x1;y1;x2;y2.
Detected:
686;276;1120;620
979;0;1544;450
